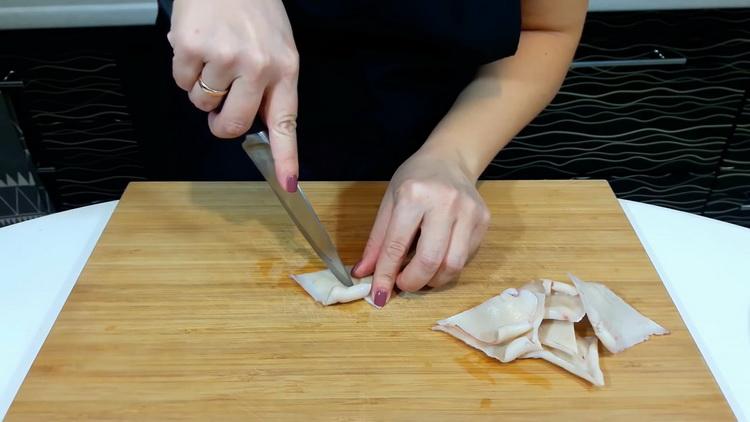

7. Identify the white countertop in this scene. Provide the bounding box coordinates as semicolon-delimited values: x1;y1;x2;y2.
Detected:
619;200;749;420
0;201;116;420
1;1;748;30
1;198;748;420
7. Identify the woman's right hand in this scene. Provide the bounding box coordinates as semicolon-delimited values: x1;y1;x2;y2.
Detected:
169;0;301;192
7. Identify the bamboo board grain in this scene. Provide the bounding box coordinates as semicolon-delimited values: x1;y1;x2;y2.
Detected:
8;181;732;421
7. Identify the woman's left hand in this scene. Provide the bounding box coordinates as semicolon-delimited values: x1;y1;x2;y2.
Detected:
351;148;491;307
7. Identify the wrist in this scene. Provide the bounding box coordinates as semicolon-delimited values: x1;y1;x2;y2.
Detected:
417;140;483;182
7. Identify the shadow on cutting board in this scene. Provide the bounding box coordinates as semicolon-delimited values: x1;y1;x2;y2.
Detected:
184;181;319;278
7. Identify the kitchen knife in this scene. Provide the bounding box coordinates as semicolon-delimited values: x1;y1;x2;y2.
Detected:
242;131;354;287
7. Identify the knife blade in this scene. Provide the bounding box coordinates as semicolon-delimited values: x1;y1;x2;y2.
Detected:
242;131;354;287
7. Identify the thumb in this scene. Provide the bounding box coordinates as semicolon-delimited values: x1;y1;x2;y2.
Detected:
352;193;394;278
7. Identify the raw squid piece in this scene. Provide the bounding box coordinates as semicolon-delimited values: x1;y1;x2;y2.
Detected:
521;279;585;322
569;273;669;353
538;320;577;356
432;288;545;363
524;336;605;387
291;269;373;306
434;276;668;386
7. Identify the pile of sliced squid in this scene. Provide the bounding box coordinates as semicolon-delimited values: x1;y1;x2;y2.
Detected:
291;269;668;386
433;274;669;386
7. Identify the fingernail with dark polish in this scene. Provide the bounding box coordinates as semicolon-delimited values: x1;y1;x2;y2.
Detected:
286;175;298;193
351;260;362;276
374;289;388;308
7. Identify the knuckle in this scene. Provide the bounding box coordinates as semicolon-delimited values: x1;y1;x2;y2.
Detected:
278;49;300;77
444;187;460;203
175;35;202;57
445;255;467;274
217;120;249;138
428;276;449;289
173;71;191;91
462;198;478;214
194;99;216;112
272;114;298;137
249;52;272;72
190;92;216;112
212;47;239;67
444;190;463;213
480;208;491;225
396;179;426;200
426;280;440;288
377;271;396;285
385;239;409;260
416;252;442;273
243;69;264;85
396;277;421;293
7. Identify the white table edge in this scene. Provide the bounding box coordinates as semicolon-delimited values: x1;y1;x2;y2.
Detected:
619;199;746;421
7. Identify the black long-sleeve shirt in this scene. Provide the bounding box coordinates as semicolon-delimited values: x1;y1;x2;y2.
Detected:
167;1;521;180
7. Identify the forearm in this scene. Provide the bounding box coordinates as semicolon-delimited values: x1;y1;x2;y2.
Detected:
420;0;587;180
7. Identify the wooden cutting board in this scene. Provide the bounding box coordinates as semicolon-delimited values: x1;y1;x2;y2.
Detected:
8;181;732;421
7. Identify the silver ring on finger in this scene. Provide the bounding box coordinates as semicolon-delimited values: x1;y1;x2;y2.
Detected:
198;78;229;97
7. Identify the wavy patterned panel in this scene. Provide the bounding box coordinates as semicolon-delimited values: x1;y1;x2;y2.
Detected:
704;97;750;227
487;9;750;218
2;53;147;209
725;96;750;168
491;64;743;179
608;173;714;214
577;10;750;58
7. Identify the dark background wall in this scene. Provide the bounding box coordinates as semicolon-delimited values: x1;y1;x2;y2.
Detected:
486;10;750;227
1;8;749;227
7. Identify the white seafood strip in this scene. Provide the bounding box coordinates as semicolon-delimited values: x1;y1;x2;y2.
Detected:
546;294;585;322
539;320;577;356
520;279;552;296
433;288;545;363
521;280;585;322
569;274;669;353
550;280;578;296
524;336;605;387
291;269;373;306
